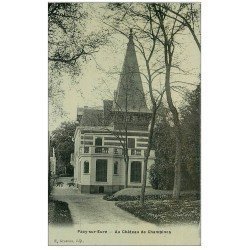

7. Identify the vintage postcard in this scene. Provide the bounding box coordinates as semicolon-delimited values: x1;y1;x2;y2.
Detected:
48;2;201;245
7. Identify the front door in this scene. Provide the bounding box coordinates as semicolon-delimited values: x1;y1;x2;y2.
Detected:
96;159;107;182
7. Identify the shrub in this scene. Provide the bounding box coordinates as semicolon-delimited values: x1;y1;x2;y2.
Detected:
148;163;174;190
48;200;73;225
148;164;159;189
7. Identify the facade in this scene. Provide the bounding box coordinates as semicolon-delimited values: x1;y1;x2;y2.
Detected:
71;30;155;194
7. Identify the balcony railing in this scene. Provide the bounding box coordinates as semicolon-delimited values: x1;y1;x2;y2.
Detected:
131;149;142;155
79;146;155;157
95;146;109;154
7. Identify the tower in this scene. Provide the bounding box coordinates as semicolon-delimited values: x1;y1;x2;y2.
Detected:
112;29;152;131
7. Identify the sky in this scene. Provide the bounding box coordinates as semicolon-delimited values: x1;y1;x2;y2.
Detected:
49;3;200;131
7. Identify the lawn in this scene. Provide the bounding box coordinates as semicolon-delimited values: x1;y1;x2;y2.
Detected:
48;200;73;225
116;199;200;225
106;188;200;225
104;187;199;201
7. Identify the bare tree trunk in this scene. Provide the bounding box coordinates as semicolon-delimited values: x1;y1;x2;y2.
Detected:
165;67;182;200
140;108;157;205
173;128;182;199
124;154;129;188
155;7;183;199
140;157;149;205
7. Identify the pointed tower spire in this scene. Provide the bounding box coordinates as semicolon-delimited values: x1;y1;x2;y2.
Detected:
113;29;150;113
129;28;133;42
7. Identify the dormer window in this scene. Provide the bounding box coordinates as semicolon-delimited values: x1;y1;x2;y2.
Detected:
127;138;135;149
95;137;103;146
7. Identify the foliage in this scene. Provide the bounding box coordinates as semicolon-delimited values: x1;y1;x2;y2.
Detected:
149;84;200;191
180;84;201;190
148;164;159;189
116;199;200;224
48;166;52;198
103;188;199;201
150;106;176;190
48;200;73;225
48;3;108;120
50;121;77;175
48;3;108;70
104;194;169;201
105;2;200;199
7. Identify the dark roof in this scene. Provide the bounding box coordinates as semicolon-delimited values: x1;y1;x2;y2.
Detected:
112;31;150;113
79;107;103;126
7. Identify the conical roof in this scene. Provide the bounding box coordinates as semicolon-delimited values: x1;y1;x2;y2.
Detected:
113;30;150;113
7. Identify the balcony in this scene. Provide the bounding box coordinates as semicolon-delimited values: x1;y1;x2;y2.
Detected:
80;146;121;155
127;149;155;158
95;146;109;154
79;146;155;157
131;149;142;156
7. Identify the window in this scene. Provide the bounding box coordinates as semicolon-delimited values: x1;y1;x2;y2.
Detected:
130;161;142;183
95;137;103;153
114;161;118;175
84;146;89;153
81;141;83;144
127;138;135;149
96;159;107;182
84;161;89;173
95;137;103;146
81;135;84;139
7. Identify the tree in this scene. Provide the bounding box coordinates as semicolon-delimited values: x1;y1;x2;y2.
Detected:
180;84;200;190
111;3;200;199
50;121;77;175
159;3;200;51
150;105;176;190
105;3;166;204
141;3;186;199
49;3;107;68
105;2;201;201
48;3;108;120
149;85;201;192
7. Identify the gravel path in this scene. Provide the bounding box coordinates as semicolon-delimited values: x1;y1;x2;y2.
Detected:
51;177;151;226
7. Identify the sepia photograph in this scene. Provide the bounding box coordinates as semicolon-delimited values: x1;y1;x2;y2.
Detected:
3;0;250;249
48;2;201;245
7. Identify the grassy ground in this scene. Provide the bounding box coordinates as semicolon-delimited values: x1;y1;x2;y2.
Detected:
48;200;73;225
116;199;200;225
106;188;200;225
104;188;199;201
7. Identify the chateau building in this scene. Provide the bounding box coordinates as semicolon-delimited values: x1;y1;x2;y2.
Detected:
71;31;155;194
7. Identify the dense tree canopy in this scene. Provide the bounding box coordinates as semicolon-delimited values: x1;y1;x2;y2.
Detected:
150;84;200;191
50;121;77;175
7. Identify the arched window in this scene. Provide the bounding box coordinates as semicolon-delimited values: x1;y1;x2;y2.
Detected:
114;161;118;175
84;161;89;173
